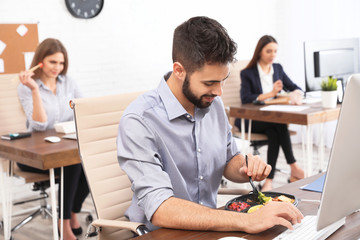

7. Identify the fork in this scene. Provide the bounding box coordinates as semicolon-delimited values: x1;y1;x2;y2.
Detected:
245;155;259;201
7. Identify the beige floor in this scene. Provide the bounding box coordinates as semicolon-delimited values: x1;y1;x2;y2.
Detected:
0;143;330;240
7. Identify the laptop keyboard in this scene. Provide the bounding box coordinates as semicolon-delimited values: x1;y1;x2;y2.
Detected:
273;215;342;240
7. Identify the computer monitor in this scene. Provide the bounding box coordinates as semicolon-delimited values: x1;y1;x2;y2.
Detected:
304;38;360;102
316;73;360;230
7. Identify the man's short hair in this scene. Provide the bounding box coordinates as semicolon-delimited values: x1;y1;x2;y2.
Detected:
172;16;237;75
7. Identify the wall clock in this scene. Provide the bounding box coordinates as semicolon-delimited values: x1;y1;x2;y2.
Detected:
65;0;104;19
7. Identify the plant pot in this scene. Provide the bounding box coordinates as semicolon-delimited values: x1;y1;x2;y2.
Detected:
321;90;337;108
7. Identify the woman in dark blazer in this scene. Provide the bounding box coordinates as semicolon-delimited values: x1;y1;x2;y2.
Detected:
236;35;304;191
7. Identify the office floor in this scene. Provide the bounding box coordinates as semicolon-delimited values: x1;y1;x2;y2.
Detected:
0;143;330;240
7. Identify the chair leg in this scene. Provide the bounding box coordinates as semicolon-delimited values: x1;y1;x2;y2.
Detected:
10;185;53;232
11;209;42;232
13;194;48;205
253;146;261;156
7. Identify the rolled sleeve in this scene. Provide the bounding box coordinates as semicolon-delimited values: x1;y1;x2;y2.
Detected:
117;113;175;221
17;84;49;131
135;169;174;221
28;120;48;131
226;123;241;164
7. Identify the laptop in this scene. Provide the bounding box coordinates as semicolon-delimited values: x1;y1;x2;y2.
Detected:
275;74;360;239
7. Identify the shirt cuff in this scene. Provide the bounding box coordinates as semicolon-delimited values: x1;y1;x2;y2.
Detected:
28;120;48;131
142;188;174;221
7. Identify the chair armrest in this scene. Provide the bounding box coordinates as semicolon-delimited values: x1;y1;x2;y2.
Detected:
91;219;145;233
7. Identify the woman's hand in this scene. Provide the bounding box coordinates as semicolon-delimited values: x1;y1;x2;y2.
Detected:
272;80;283;96
19;71;38;91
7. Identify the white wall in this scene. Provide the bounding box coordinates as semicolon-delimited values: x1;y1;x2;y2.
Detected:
0;0;278;96
1;0;359;96
1;0;359;147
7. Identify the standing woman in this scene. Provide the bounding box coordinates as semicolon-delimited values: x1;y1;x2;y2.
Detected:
17;38;89;240
236;35;304;191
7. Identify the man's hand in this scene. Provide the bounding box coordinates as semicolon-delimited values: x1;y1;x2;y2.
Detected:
224;154;271;183
152;196;303;233
239;154;272;181
242;201;304;233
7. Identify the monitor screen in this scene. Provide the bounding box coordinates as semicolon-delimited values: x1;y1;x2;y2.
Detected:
304;38;360;93
317;74;360;230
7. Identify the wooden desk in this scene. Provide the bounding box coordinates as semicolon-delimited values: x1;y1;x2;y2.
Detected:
0;129;79;169
229;102;341;176
131;174;360;240
0;129;79;240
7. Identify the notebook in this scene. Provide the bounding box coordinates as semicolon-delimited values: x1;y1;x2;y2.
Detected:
300;174;326;193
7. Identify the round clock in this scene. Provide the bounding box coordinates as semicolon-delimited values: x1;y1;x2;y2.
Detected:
65;0;104;19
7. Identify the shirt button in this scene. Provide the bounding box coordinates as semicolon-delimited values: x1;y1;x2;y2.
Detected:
199;175;204;180
200;201;203;205
197;148;201;152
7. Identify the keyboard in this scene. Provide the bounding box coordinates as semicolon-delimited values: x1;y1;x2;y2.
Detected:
273;215;344;240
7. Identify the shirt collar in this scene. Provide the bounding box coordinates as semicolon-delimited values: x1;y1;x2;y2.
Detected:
35;75;65;89
257;62;274;77
158;72;210;121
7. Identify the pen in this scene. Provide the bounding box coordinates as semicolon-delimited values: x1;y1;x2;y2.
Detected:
11;62;43;83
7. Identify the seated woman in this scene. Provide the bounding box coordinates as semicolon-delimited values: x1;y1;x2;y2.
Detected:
17;38;89;240
236;35;304;191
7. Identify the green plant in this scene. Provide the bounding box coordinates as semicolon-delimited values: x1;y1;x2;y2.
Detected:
321;76;338;91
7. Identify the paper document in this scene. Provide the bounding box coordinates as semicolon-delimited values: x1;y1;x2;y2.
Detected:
62;133;77;140
302;98;322;104
260;105;309;112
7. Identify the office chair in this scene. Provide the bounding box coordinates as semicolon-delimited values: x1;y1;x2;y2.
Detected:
10;164;55;231
221;60;270;156
71;91;249;239
71;92;149;240
0;74;60;234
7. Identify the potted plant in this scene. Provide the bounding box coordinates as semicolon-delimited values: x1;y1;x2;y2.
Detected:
321;76;338;108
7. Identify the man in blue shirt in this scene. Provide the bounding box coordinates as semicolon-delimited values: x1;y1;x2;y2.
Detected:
117;16;303;233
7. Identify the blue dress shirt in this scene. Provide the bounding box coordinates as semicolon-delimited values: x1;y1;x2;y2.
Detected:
117;72;240;230
17;75;82;131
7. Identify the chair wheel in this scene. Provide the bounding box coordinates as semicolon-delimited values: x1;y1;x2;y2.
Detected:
221;178;227;186
86;214;93;224
86;232;98;237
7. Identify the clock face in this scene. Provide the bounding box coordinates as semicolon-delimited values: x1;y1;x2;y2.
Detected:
65;0;104;19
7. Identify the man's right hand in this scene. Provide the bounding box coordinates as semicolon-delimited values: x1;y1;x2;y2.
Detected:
241;201;303;233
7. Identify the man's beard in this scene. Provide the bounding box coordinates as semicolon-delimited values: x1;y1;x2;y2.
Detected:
182;75;216;108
